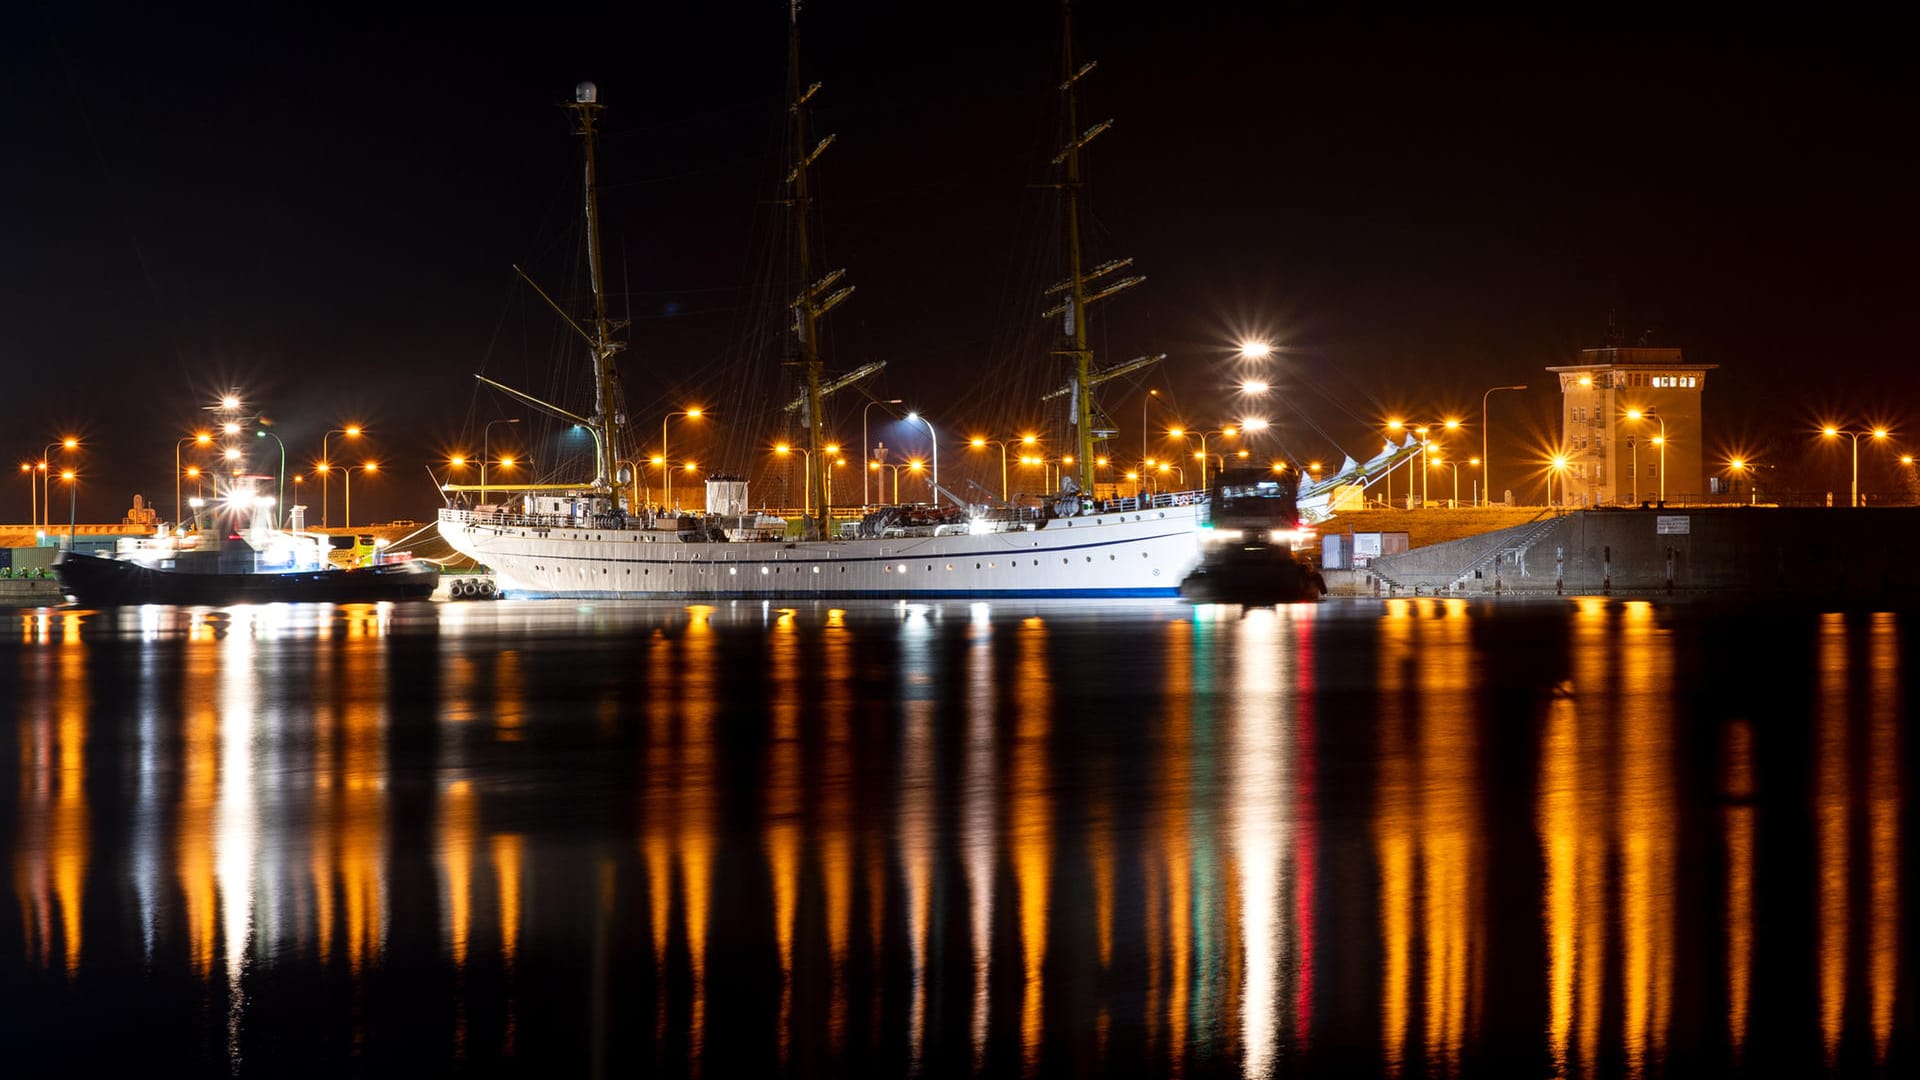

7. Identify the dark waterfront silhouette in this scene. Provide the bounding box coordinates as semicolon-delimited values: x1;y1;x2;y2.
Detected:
0;598;1911;1077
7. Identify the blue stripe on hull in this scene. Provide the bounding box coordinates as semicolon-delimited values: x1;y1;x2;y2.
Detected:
497;587;1184;601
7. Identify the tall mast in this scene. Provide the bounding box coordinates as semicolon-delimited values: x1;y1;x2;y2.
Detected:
786;2;852;539
1060;2;1094;493
568;81;626;494
1050;0;1143;495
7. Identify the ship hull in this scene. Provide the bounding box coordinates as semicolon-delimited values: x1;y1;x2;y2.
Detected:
437;504;1205;599
54;550;439;606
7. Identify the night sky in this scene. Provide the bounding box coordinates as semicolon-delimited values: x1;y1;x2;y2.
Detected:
5;3;1915;522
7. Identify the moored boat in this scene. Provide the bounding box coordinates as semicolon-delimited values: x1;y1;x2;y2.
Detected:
54;480;436;606
438;8;1203;598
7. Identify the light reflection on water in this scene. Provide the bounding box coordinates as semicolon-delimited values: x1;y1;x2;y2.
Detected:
0;598;1911;1077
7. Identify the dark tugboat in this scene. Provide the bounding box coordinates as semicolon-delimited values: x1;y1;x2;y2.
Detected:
1179;467;1327;604
54;479;437;607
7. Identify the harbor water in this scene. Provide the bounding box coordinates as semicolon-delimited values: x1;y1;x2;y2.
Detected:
0;598;1911;1077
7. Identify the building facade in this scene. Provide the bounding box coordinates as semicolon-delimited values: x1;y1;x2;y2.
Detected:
1548;347;1717;507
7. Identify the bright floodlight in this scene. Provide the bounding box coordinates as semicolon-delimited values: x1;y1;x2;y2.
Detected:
1021;434;1037;445
825;444;840;454
970;438;986;448
906;412;919;422
364;462;378;472
1822;425;1838;437
1242;380;1270;394
1239;341;1273;360
1551;455;1569;469
1873;428;1889;439
63;437;78;449
1629;409;1646;422
450;455;466;467
686;408;703;419
1241;418;1269;432
1387;419;1404;430
222;395;240;410
224;448;241;461
1168;427;1184;438
1730;458;1745;470
1444;419;1460;430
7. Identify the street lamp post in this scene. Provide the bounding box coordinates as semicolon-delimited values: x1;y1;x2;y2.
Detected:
255;429;286;523
343;463;377;530
1432;458;1460;508
174;432;211;529
319;425;363;528
482;418;520;502
19;464;32;529
775;444;841;515
1480;385;1527;507
1549;455;1569;509
863;398;904;507
1624;409;1667;506
969;438;1012;503
40;439;76;531
63;470;76;547
1821;425;1889;507
661;409;703;510
1141;389;1161;467
905;412;939;504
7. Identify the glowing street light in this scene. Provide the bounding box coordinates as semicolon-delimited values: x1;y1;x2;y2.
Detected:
1821;424;1890;508
343;462;378;530
905;412;940;505
661;408;704;509
1623;408;1669;505
320;425;365;527
968;437;1014;503
175;431;213;528
1548;454;1570;508
1238;340;1273;361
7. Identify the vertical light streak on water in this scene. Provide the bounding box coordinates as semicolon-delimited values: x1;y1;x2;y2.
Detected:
494;647;525;743
1618;601;1675;1080
680;606;719;1075
1160;618;1195;1075
1539;673;1579;1079
1288;604;1319;1053
1419;599;1480;1074
48;628;86;978
1374;599;1415;1076
338;640;389;981
490;832;524;1056
134;628;162;965
217;612;261;1073
963;607;996;1073
764;609;802;1063
899;605;937;1073
1866;611;1899;1064
1232;608;1289;1080
11;625;59;971
821;607;855;1051
1012;616;1053;1076
1816;612;1847;1067
1092;792;1115;1060
1723;718;1753;1064
438;778;476;1054
1189;615;1227;1061
640;629;674;1051
179;635;220;977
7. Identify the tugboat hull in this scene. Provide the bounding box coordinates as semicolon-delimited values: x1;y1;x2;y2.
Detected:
54;550;438;607
1179;544;1327;605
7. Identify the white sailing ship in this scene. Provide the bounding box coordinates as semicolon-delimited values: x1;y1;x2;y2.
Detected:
438;7;1206;598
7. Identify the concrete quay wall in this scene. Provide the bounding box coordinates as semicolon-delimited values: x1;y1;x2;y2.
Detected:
1368;507;1920;597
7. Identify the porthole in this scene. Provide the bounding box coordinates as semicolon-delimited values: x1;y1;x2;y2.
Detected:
1109;554;1116;560
989;562;996;569
761;567;770;575
1086;556;1093;563
975;563;982;570
728;567;737;575
897;564;907;573
946;564;953;571
813;567;821;574
1062;558;1068;565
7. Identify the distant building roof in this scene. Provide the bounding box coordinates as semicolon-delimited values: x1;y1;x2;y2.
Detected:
1547;346;1718;372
